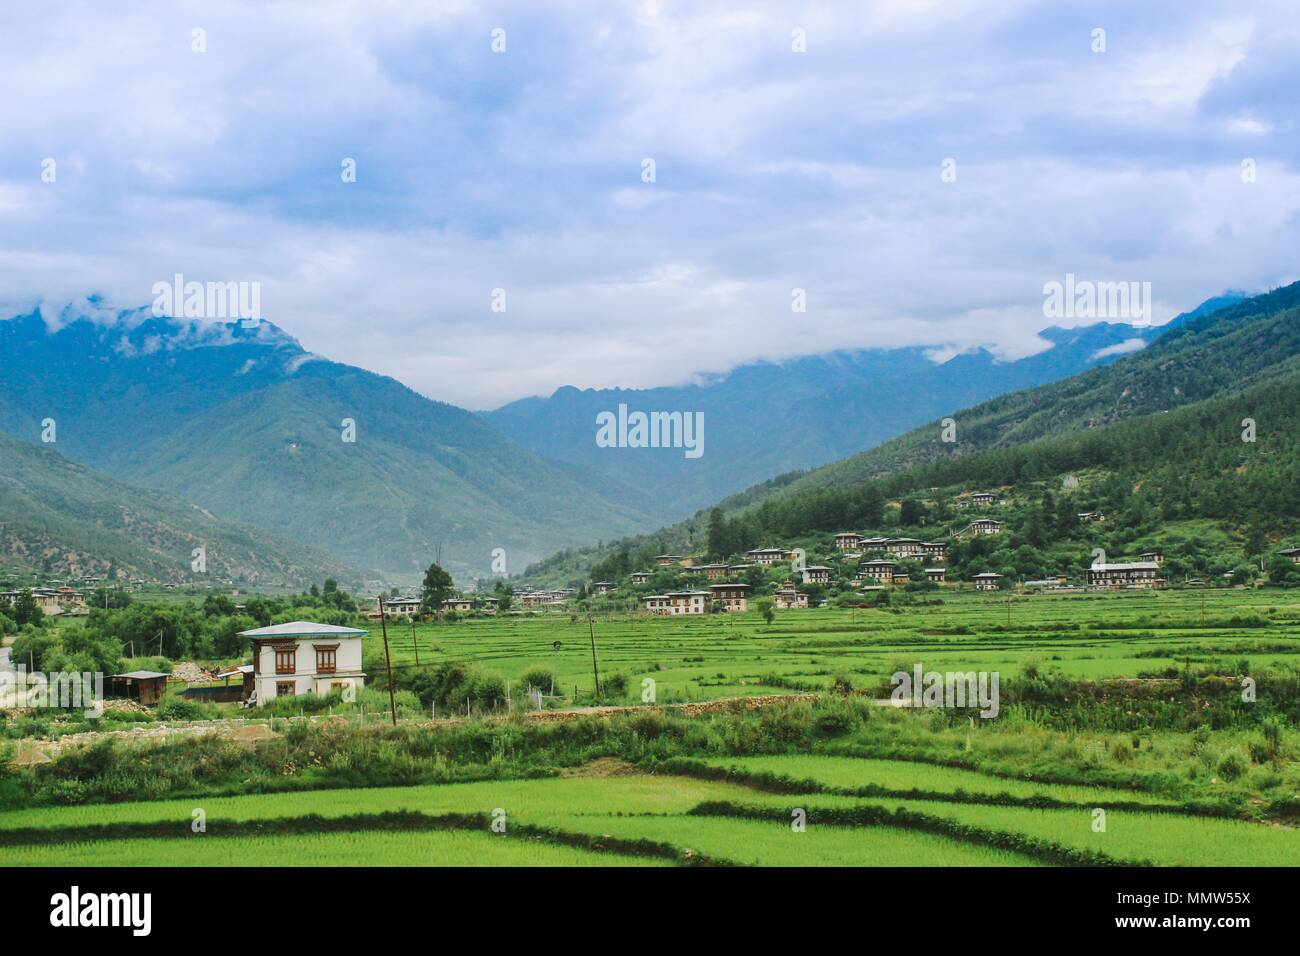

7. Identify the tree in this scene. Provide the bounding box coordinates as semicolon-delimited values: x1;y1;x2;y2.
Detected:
899;498;926;527
419;562;455;614
755;596;775;624
706;508;730;560
11;589;44;627
202;593;237;617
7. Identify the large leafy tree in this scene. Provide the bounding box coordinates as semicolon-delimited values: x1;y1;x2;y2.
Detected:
11;589;44;627
419;562;455;614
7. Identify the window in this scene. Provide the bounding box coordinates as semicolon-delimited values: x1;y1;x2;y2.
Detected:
276;681;296;697
315;646;337;674
275;646;296;674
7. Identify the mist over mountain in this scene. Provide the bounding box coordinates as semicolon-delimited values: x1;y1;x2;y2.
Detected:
483;296;1242;520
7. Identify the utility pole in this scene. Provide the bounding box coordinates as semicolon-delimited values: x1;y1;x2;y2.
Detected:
587;613;601;700
551;640;561;697
410;617;419;666
377;595;397;727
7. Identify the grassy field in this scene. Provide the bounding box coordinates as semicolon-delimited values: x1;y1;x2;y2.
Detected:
375;588;1300;703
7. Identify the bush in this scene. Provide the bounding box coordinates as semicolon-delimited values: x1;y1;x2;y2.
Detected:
601;673;629;699
156;697;207;721
517;665;555;695
1216;752;1246;781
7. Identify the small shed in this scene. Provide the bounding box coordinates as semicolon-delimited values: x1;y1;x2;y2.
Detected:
216;663;256;702
109;671;170;706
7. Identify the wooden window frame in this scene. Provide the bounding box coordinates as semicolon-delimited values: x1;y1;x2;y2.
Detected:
274;645;297;675
276;680;296;697
314;644;338;675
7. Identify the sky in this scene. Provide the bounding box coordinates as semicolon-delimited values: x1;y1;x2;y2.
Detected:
1;0;1298;409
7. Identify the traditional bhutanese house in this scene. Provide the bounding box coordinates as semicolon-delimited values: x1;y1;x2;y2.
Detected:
893;573;911;585
857;559;896;585
238;621;367;706
802;565;832;584
972;572;1003;590
643;590;710;615
1077;511;1105;524
924;567;946;583
591;581;616;594
746;547;789;565
108;670;170;706
958;519;1002;537
522;590;568;607
834;532;865;550
709;583;751;612
773;580;808;609
693;564;730;581
1137;551;1164;566
54;587;89;615
1280;547;1300;564
726;563;754;575
920;541;949;562
383;597;421;617
1087;562;1163;589
654;554;687;566
970;492;997;507
861;536;891;551
630;571;653;584
29;589;65;615
886;538;925;559
442;597;474;612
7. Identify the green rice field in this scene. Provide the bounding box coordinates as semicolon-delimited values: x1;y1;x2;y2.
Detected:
7;589;1297;866
377;588;1300;703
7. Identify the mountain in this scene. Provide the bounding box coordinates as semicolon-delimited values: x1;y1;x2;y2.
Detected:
0;429;355;586
482;300;1242;521
520;282;1298;582
0;307;655;579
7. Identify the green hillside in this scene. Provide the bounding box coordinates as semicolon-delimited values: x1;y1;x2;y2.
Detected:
0;429;356;586
116;372;652;577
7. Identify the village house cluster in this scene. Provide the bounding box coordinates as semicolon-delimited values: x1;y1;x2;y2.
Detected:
0;586;88;617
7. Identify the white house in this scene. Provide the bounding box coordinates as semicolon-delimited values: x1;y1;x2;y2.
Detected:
644;591;710;615
238;621;367;706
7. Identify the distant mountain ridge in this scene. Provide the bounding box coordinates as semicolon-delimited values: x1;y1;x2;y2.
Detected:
0;307;655;579
483;295;1244;520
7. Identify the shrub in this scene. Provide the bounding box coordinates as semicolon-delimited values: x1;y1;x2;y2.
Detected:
1216;752;1246;781
518;666;555;695
155;697;207;721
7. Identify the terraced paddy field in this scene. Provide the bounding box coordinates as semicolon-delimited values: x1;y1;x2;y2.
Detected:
378;589;1300;703
4;753;1292;866
8;589;1296;868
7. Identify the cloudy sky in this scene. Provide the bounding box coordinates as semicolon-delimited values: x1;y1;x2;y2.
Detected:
1;0;1298;408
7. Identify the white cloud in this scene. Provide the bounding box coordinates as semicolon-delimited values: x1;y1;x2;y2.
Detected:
1090;338;1149;360
1;0;1299;408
